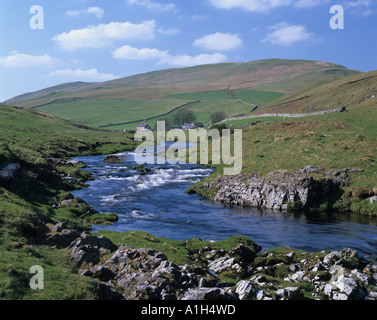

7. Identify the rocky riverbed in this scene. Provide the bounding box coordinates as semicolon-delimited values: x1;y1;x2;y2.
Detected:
47;223;377;300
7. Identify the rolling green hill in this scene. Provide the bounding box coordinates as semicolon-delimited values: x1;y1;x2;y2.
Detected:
4;59;360;130
255;70;377;114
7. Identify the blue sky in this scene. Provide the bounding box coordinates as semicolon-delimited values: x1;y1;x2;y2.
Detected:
0;0;376;101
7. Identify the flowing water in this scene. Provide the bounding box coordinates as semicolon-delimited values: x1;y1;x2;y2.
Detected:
72;151;377;260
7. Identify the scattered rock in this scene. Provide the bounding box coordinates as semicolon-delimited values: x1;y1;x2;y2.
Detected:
235;280;254;300
208;257;237;274
48;221;69;233
103;155;123;164
370;196;377;204
298;165;323;174
47;229;81;248
275;286;304;300
323;251;342;264
0;163;20;186
69;232;118;274
60;231;377;300
58;199;74;208
182;288;237;300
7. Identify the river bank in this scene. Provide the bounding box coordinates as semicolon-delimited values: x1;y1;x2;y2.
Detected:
46;224;377;300
2;147;377;300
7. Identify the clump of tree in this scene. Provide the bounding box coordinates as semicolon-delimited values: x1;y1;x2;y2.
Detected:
173;109;196;126
210;111;228;124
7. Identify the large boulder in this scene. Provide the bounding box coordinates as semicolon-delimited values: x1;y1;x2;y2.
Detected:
47;228;81;248
370;196;377;204
208;243;261;277
275;286;304;300
181;287;237;300
199;167;357;211
69;232;118;274
88;245;219;300
103;155;123;164
0;163;20;187
235;280;254;300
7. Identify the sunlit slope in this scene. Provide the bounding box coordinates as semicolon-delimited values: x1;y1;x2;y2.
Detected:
256;70;377;114
6;59;360;108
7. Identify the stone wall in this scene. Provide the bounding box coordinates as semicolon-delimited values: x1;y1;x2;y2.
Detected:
219;107;347;124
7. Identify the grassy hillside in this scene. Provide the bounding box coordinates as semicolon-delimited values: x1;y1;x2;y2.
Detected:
3;59;360;131
0;105;137;163
190;72;377;216
255;70;377;114
36;99;188;128
167;89;284;105
0;103;138;299
6;59;360;106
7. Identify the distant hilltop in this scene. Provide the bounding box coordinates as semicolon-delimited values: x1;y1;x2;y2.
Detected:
5;59;361;106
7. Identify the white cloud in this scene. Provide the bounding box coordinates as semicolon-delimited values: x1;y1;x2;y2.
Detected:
193;32;242;51
126;0;176;12
343;0;375;15
113;45;227;67
86;7;105;19
158;27;181;35
113;45;168;60
48;68;119;81
361;8;374;16
207;0;292;12
208;0;336;11
262;22;313;46
66;6;105;19
52;20;156;51
0;52;59;68
345;0;371;8
192;15;209;20
66;10;80;17
294;0;326;8
209;0;374;13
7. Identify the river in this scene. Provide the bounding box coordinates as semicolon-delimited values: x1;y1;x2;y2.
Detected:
72;151;377;260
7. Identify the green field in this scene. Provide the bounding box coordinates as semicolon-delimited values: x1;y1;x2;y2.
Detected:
36;99;187;128
99;99;256;130
34;97;259;131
